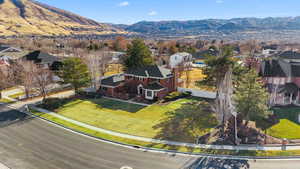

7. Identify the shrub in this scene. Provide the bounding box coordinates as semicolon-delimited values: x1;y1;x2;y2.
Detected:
164;91;192;102
39;98;73;111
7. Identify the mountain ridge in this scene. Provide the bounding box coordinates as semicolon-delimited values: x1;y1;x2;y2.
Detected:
121;16;300;37
0;0;125;36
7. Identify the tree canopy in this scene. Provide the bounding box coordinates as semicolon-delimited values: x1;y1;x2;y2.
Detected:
123;38;153;70
58;57;91;93
234;69;270;123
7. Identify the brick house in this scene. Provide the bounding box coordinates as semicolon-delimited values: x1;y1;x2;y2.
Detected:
260;51;300;106
99;65;180;101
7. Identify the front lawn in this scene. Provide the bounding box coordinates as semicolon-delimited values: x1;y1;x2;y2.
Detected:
266;107;300;139
0;98;13;104
48;97;216;142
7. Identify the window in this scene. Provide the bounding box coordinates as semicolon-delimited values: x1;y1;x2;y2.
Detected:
147;90;153;97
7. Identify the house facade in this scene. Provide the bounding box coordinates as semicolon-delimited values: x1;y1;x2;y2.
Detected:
169;52;193;69
260;51;300;106
99;65;180;101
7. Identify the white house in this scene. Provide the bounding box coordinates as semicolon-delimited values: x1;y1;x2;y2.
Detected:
169;52;193;69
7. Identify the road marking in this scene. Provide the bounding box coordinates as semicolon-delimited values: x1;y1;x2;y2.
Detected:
120;166;133;169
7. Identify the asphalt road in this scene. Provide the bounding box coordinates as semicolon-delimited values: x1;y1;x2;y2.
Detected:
0;104;299;169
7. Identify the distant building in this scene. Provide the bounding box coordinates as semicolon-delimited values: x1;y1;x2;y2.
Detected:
262;44;279;57
169;52;193;69
24;50;62;70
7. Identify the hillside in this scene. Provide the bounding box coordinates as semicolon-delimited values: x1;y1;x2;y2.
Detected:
123;17;300;39
0;0;125;36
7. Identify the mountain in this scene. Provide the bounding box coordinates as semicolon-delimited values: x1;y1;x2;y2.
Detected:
0;0;125;36
123;17;300;37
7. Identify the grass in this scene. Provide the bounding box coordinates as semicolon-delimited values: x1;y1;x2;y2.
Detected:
179;68;215;91
104;64;123;76
9;92;25;99
30;109;300;157
266;107;300;139
53;97;198;139
0;98;14;104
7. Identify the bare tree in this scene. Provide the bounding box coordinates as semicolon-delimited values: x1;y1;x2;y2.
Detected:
85;51;112;90
35;67;53;101
0;66;14;98
12;60;38;99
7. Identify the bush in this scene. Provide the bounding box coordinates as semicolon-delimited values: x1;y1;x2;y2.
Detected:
39;98;73;111
164;91;192;102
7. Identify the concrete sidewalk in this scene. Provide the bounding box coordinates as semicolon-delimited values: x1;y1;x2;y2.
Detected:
29;106;300;152
0;162;10;169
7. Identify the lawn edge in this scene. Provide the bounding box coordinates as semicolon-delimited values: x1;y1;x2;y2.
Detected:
27;109;300;158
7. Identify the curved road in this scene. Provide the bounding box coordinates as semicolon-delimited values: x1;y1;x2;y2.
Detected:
0;105;299;169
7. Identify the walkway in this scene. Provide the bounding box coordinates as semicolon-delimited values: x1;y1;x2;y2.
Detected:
102;96;150;106
28;106;300;151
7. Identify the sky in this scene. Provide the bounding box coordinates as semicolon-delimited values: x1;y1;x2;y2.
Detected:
38;0;300;24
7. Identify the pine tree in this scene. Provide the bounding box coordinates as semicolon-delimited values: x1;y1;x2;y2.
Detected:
59;57;91;94
123;38;153;70
234;69;270;124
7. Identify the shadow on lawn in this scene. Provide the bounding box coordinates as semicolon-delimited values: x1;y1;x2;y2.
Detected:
272;105;300;124
148;100;218;151
90;98;145;113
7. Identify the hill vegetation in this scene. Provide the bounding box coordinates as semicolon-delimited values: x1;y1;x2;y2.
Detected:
0;0;125;36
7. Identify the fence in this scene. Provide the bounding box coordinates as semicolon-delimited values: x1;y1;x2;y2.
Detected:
177;87;216;99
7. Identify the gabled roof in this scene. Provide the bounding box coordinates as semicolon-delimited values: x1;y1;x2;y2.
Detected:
277;51;300;60
143;82;165;90
263;44;278;50
100;74;125;87
25;51;60;65
194;49;219;59
0;45;22;53
125;65;173;79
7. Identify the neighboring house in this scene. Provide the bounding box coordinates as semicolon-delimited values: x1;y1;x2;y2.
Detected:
193;48;219;60
24;50;62;70
262;44;279;57
260;51;300;106
99;65;180;101
0;45;28;61
0;45;22;54
0;56;10;67
109;51;125;63
169;52;193;69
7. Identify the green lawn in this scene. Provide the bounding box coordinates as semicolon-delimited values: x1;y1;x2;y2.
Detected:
9;92;25;99
31;109;300;157
0;98;13;104
266;107;300;139
51;97;214;142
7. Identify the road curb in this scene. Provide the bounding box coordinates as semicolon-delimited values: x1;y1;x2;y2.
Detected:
18;108;300;160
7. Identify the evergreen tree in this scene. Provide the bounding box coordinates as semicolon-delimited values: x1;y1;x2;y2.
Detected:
123;38;153;70
234;69;270;124
58;57;91;94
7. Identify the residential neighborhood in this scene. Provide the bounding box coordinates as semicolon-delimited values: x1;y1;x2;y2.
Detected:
1;0;300;169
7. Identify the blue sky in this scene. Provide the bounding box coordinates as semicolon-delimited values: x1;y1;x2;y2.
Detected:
38;0;300;24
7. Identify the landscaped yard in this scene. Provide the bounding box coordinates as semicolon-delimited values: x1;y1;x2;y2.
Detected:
179;68;215;91
266;107;300;139
48;97;216;142
0;98;13;104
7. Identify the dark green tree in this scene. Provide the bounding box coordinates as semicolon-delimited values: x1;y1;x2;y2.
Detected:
197;45;235;87
234;69;270;125
58;57;91;94
123;38;153;70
